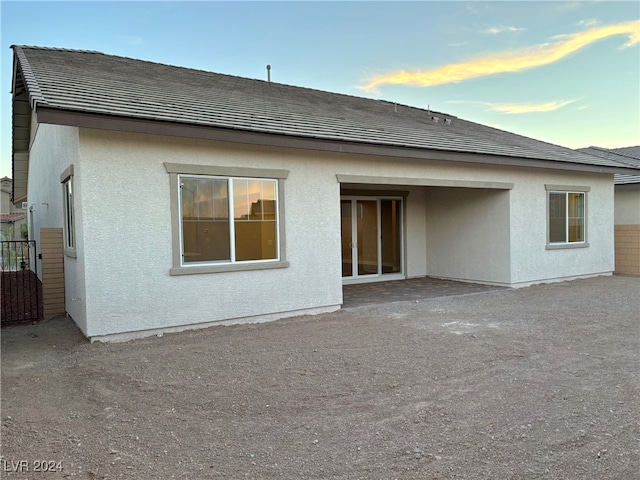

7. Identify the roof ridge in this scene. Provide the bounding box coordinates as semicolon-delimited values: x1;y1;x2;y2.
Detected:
579;146;640;167
12;45;103;54
584;145;640;159
611;147;640;161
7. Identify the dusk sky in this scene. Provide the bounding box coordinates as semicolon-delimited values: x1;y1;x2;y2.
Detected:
1;1;639;178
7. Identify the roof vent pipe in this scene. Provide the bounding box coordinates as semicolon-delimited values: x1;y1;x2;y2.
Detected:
266;64;271;82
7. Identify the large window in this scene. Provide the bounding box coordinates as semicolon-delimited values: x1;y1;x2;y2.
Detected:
180;176;278;264
165;163;289;275
547;186;588;247
60;165;76;257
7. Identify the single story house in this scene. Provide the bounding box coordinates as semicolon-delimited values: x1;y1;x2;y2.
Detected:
578;147;640;275
11;46;640;341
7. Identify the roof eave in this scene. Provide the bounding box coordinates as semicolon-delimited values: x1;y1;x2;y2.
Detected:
11;48;31;205
35;107;638;176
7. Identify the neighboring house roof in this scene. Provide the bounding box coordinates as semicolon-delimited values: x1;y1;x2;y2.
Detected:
0;212;26;223
578;147;640;185
1;177;11;195
11;45;640;180
613;146;640;158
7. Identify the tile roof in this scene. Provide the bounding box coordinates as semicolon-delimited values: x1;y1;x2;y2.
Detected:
613;146;640;158
578;147;640;185
0;212;26;223
12;45;640;174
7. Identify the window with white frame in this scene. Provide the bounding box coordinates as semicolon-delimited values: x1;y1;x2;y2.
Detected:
547;186;588;246
60;165;76;256
164;163;289;275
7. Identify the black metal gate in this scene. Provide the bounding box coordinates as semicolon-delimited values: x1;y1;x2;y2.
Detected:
1;240;42;326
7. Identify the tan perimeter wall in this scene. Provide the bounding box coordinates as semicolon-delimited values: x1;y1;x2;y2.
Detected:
615;225;640;275
40;227;66;319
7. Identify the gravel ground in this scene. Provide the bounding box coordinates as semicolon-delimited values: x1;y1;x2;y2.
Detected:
1;275;639;479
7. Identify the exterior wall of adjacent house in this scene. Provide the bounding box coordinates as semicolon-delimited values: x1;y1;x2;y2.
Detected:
614;186;640;275
1;178;28;240
0;179;12;214
27;122;87;328
71;128;616;340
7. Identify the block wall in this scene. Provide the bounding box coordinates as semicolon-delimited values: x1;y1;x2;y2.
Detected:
615;225;640;275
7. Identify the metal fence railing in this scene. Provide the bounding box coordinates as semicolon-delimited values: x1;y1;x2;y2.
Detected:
1;240;42;325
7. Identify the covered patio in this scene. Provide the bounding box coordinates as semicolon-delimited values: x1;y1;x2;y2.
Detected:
342;276;506;307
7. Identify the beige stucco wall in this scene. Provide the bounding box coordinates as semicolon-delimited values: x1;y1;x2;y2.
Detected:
1;186;13;214
425;188;511;284
73;127;615;338
27;123;87;331
334;160;613;287
404;187;429;278
614;188;640;225
508;169;614;286
78;129;343;338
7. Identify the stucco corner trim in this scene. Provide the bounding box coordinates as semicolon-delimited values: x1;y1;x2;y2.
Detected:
545;242;590;250
164;162;289;179
60;164;74;183
170;261;290;276
545;184;590;192
336;174;514;190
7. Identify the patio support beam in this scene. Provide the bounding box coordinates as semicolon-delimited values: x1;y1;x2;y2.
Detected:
336;174;514;190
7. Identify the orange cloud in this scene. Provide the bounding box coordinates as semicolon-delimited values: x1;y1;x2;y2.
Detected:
360;20;640;92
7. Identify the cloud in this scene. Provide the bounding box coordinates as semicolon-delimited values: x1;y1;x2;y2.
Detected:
485;99;579;114
450;99;580;114
360;20;640;92
577;19;598;28
483;25;525;35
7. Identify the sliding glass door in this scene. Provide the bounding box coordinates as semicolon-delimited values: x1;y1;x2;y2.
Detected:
341;196;403;281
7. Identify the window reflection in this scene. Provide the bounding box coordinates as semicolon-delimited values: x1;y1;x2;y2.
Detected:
180;176;278;264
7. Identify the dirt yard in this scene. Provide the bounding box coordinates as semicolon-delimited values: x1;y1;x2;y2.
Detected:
1;276;638;479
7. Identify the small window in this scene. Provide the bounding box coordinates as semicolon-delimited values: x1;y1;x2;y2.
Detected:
165;163;289;275
60;165;76;257
546;186;588;248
